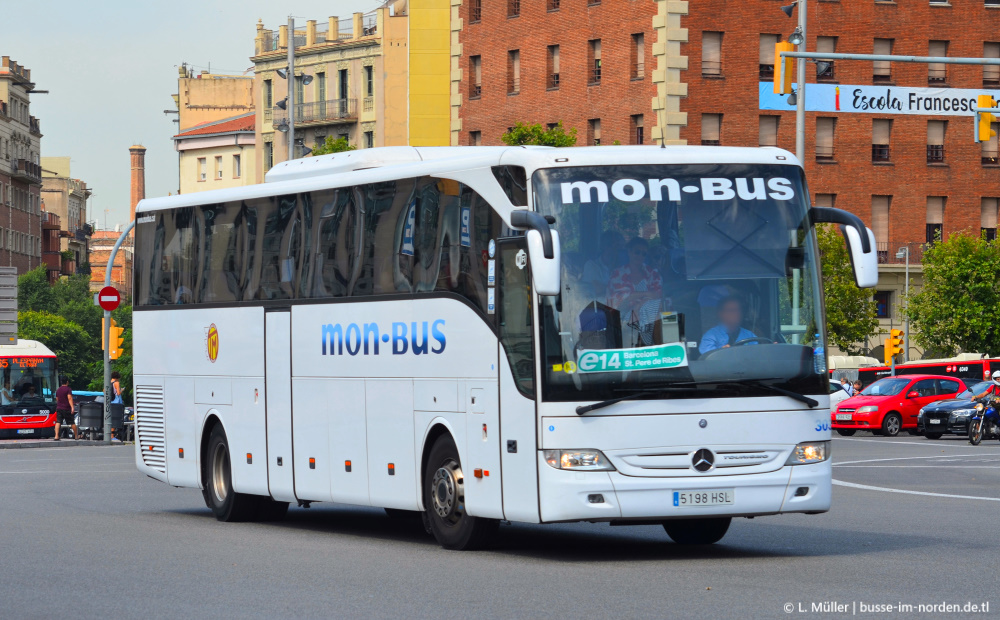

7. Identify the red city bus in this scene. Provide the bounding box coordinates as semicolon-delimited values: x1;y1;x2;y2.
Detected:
0;340;59;439
853;357;1000;389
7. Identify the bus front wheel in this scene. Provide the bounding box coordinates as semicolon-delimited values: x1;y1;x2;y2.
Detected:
202;424;260;522
422;435;498;550
662;517;732;545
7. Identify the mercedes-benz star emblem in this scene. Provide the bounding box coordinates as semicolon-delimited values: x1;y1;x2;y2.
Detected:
699;419;708;428
692;448;715;472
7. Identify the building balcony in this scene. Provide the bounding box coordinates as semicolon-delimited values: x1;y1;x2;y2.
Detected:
29;116;41;136
61;258;77;276
41;211;61;229
272;98;357;128
42;251;61;271
12;159;41;184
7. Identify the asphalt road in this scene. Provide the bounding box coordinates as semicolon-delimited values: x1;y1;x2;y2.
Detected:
1;434;997;619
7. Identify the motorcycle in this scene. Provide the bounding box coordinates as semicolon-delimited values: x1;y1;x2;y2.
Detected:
968;397;1000;445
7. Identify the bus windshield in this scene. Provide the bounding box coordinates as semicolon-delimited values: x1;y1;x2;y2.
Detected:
1;356;58;405
532;163;825;402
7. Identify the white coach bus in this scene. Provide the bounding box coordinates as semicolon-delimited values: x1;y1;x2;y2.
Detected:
133;146;877;549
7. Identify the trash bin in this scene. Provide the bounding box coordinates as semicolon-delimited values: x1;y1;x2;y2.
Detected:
78;402;104;440
109;403;124;435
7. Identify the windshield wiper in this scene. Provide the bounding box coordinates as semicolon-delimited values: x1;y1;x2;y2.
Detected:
690;378;819;408
576;388;696;415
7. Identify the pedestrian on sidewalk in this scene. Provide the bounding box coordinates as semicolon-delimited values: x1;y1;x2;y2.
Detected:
110;371;124;442
840;377;854;397
54;376;78;441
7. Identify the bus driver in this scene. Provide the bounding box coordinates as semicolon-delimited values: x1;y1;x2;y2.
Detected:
699;296;757;354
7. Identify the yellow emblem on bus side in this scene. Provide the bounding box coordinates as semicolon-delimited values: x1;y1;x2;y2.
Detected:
206;324;219;363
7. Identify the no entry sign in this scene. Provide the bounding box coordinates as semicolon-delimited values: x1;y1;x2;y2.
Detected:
98;286;121;312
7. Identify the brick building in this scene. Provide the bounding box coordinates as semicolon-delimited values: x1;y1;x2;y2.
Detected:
0;56;43;274
89;145;141;294
455;0;688;147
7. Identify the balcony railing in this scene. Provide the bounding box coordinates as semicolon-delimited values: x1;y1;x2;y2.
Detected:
548;73;560;89
817;61;835;80
470;84;482;99
363;96;374;112
876;242;925;265
42;251;60;271
589;65;602;85
927;144;945;163
12;159;41;184
759;64;774;79
0;100;7;117
872;144;890;162
362;13;377;36
272;98;357;126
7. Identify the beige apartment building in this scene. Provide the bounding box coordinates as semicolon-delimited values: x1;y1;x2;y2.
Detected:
40;156;92;272
251;0;452;178
170;66;257;194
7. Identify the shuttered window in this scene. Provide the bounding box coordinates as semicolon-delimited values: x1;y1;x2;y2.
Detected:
872;119;891;161
981;198;998;229
759;115;779;147
814;194;835;209
928;41;948;82
816;117;835;160
926;196;945;243
816;37;836;78
872;196;891;245
985;42;1000;86
702;32;722;76
927;120;946;162
759;34;780;78
874;38;892;80
702;113;721;145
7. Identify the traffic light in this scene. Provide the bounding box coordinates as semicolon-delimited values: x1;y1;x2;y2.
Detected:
977;94;997;143
102;317;125;360
774;41;795;95
884;328;904;364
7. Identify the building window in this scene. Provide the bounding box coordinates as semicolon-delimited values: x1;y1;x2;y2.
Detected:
759;115;778;147
872;119;892;162
295;75;305;106
872;195;891;262
928;41;948;83
982;198;998;240
337;133;349;143
816;117;836;161
264;142;273;171
873;38;893;82
508;0;520;18
198;157;207;182
548;0;560;10
469;130;482;146
927;120;946;163
985;43;1000;86
701;113;721;146
759;34;780;79
215;156;223;179
233;154;241;178
316;72;326;105
339;69;349;99
702;32;723;76
363;66;373;99
547;45;560;89
631;114;645;145
926;196;945;243
814;193;836;209
631;34;645;79
364;131;374;149
470;0;482;22
588;40;602;85
588;119;601;146
264;79;273;108
816;36;836;79
470;56;482;98
588;0;600;5
508;50;520;94
982;121;999;165
874;291;891;319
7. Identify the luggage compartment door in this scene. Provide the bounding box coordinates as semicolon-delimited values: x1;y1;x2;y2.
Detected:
265;310;296;502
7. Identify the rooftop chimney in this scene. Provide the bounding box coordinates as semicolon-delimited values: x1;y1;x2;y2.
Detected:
129;145;146;223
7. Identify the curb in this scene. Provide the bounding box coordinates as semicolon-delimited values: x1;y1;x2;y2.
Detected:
0;440;134;450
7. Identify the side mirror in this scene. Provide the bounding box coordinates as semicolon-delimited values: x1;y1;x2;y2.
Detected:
526;229;561;296
906;390;919;399
809;207;879;288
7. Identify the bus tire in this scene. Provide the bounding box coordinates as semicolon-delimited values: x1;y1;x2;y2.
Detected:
836;430;856;436
423;435;498;550
663;517;732;545
202;424;259;522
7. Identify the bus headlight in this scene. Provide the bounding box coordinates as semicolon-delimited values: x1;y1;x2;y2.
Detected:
786;441;830;465
543;449;615;471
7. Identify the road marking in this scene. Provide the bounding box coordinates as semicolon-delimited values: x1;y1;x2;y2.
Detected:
833;479;1000;502
0;470;133;474
833;436;986;447
834;453;987;466
835;465;998;468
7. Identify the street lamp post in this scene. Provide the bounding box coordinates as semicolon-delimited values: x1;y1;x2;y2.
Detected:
286;16;296;160
795;0;807;164
895;246;910;362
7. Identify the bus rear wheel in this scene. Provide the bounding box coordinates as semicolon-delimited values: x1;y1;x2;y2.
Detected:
202;424;260;522
423;435;498;550
662;517;732;545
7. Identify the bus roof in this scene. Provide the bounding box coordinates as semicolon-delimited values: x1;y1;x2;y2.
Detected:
134;145;802;215
0;339;56;358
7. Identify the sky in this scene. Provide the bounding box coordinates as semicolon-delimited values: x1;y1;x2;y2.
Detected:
6;0;375;230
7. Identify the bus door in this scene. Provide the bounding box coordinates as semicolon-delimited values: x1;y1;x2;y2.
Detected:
496;237;542;522
265;309;296;502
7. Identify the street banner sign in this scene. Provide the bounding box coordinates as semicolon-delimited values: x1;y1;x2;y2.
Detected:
98;286;121;312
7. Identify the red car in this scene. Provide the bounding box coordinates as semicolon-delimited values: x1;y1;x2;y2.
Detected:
831;374;965;437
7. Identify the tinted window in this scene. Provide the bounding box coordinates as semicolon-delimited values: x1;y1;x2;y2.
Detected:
911;379;936;397
938;379;961;395
861;377;910;397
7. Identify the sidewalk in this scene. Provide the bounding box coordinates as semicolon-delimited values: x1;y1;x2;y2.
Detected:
0;438;133;449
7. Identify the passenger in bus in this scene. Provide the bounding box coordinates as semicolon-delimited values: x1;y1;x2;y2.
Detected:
699;296;757;354
608;237;662;316
1;380;13;406
582;232;623;301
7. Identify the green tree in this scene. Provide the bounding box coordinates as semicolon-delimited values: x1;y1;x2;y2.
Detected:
816;226;880;354
17;266;56;313
501;121;577;147
905;232;1000;356
311;136;356;156
17;310;96;387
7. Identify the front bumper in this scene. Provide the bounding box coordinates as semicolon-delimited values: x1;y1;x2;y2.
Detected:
536;453;831;522
918;414;969;435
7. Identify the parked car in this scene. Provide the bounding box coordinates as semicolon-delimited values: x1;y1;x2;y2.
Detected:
831;374;965;437
917;380;991;439
829;382;852;413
